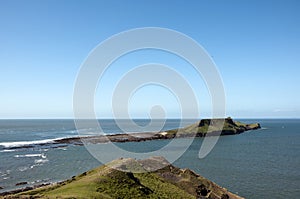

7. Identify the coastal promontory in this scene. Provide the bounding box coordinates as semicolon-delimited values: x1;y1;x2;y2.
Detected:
1;156;243;199
163;117;261;138
2;118;261;150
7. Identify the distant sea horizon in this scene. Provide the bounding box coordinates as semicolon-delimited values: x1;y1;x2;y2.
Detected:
1;117;300;120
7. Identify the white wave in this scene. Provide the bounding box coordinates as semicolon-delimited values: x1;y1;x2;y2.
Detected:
0;149;17;152
0;170;11;177
0;139;56;148
18;166;30;172
34;159;49;164
41;149;49;152
0;136;81;148
14;154;44;158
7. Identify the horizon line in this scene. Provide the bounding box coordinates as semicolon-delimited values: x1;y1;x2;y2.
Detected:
0;117;299;120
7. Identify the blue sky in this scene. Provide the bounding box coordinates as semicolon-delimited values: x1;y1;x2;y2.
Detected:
0;0;299;119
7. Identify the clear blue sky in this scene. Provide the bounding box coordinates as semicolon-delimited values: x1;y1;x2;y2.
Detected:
0;0;299;119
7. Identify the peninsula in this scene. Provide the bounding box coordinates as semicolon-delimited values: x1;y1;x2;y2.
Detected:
1;156;243;199
55;117;261;146
5;118;261;149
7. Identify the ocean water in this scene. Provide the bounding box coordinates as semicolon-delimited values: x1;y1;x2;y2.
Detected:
0;119;299;198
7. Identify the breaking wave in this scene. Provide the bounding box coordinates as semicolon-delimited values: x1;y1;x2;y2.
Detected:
0;137;78;149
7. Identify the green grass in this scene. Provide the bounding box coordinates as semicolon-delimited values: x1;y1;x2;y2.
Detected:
3;157;242;199
166;117;260;136
10;163;195;199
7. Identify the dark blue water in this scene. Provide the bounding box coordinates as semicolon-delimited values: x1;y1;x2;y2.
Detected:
0;119;194;143
0;119;299;198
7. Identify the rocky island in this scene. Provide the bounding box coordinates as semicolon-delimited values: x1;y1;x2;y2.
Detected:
4;118;261;149
55;117;261;145
164;117;261;138
0;156;243;199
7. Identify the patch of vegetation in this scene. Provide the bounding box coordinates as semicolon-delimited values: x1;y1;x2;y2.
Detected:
10;162;194;199
166;117;260;136
4;157;242;199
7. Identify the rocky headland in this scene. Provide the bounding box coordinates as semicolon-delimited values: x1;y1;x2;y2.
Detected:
4;118;261;149
55;117;261;146
0;156;244;199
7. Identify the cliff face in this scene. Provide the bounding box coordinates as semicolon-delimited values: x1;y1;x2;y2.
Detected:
2;157;243;199
165;117;261;137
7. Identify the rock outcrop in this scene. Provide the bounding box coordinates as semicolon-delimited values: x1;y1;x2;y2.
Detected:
165;117;261;137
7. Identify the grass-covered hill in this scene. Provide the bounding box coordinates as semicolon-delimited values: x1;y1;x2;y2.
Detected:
162;117;261;138
2;157;243;199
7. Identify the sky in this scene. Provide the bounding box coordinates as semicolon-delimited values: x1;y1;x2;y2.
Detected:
0;0;299;119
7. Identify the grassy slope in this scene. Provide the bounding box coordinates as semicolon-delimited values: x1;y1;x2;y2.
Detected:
3;157;243;199
7;160;195;199
165;117;260;137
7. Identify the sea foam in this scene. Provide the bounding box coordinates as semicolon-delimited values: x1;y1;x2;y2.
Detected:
0;139;56;148
14;154;45;158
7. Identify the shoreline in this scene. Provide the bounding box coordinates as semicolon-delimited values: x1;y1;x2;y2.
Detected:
0;178;73;196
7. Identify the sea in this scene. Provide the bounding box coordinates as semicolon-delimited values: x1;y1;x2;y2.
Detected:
0;119;299;198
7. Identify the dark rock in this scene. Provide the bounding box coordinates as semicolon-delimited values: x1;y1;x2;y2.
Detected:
196;184;210;197
199;119;211;127
221;129;237;135
221;193;230;199
0;186;33;196
79;172;87;177
33;183;50;189
199;117;235;127
138;185;153;195
15;182;28;186
0;186;3;189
